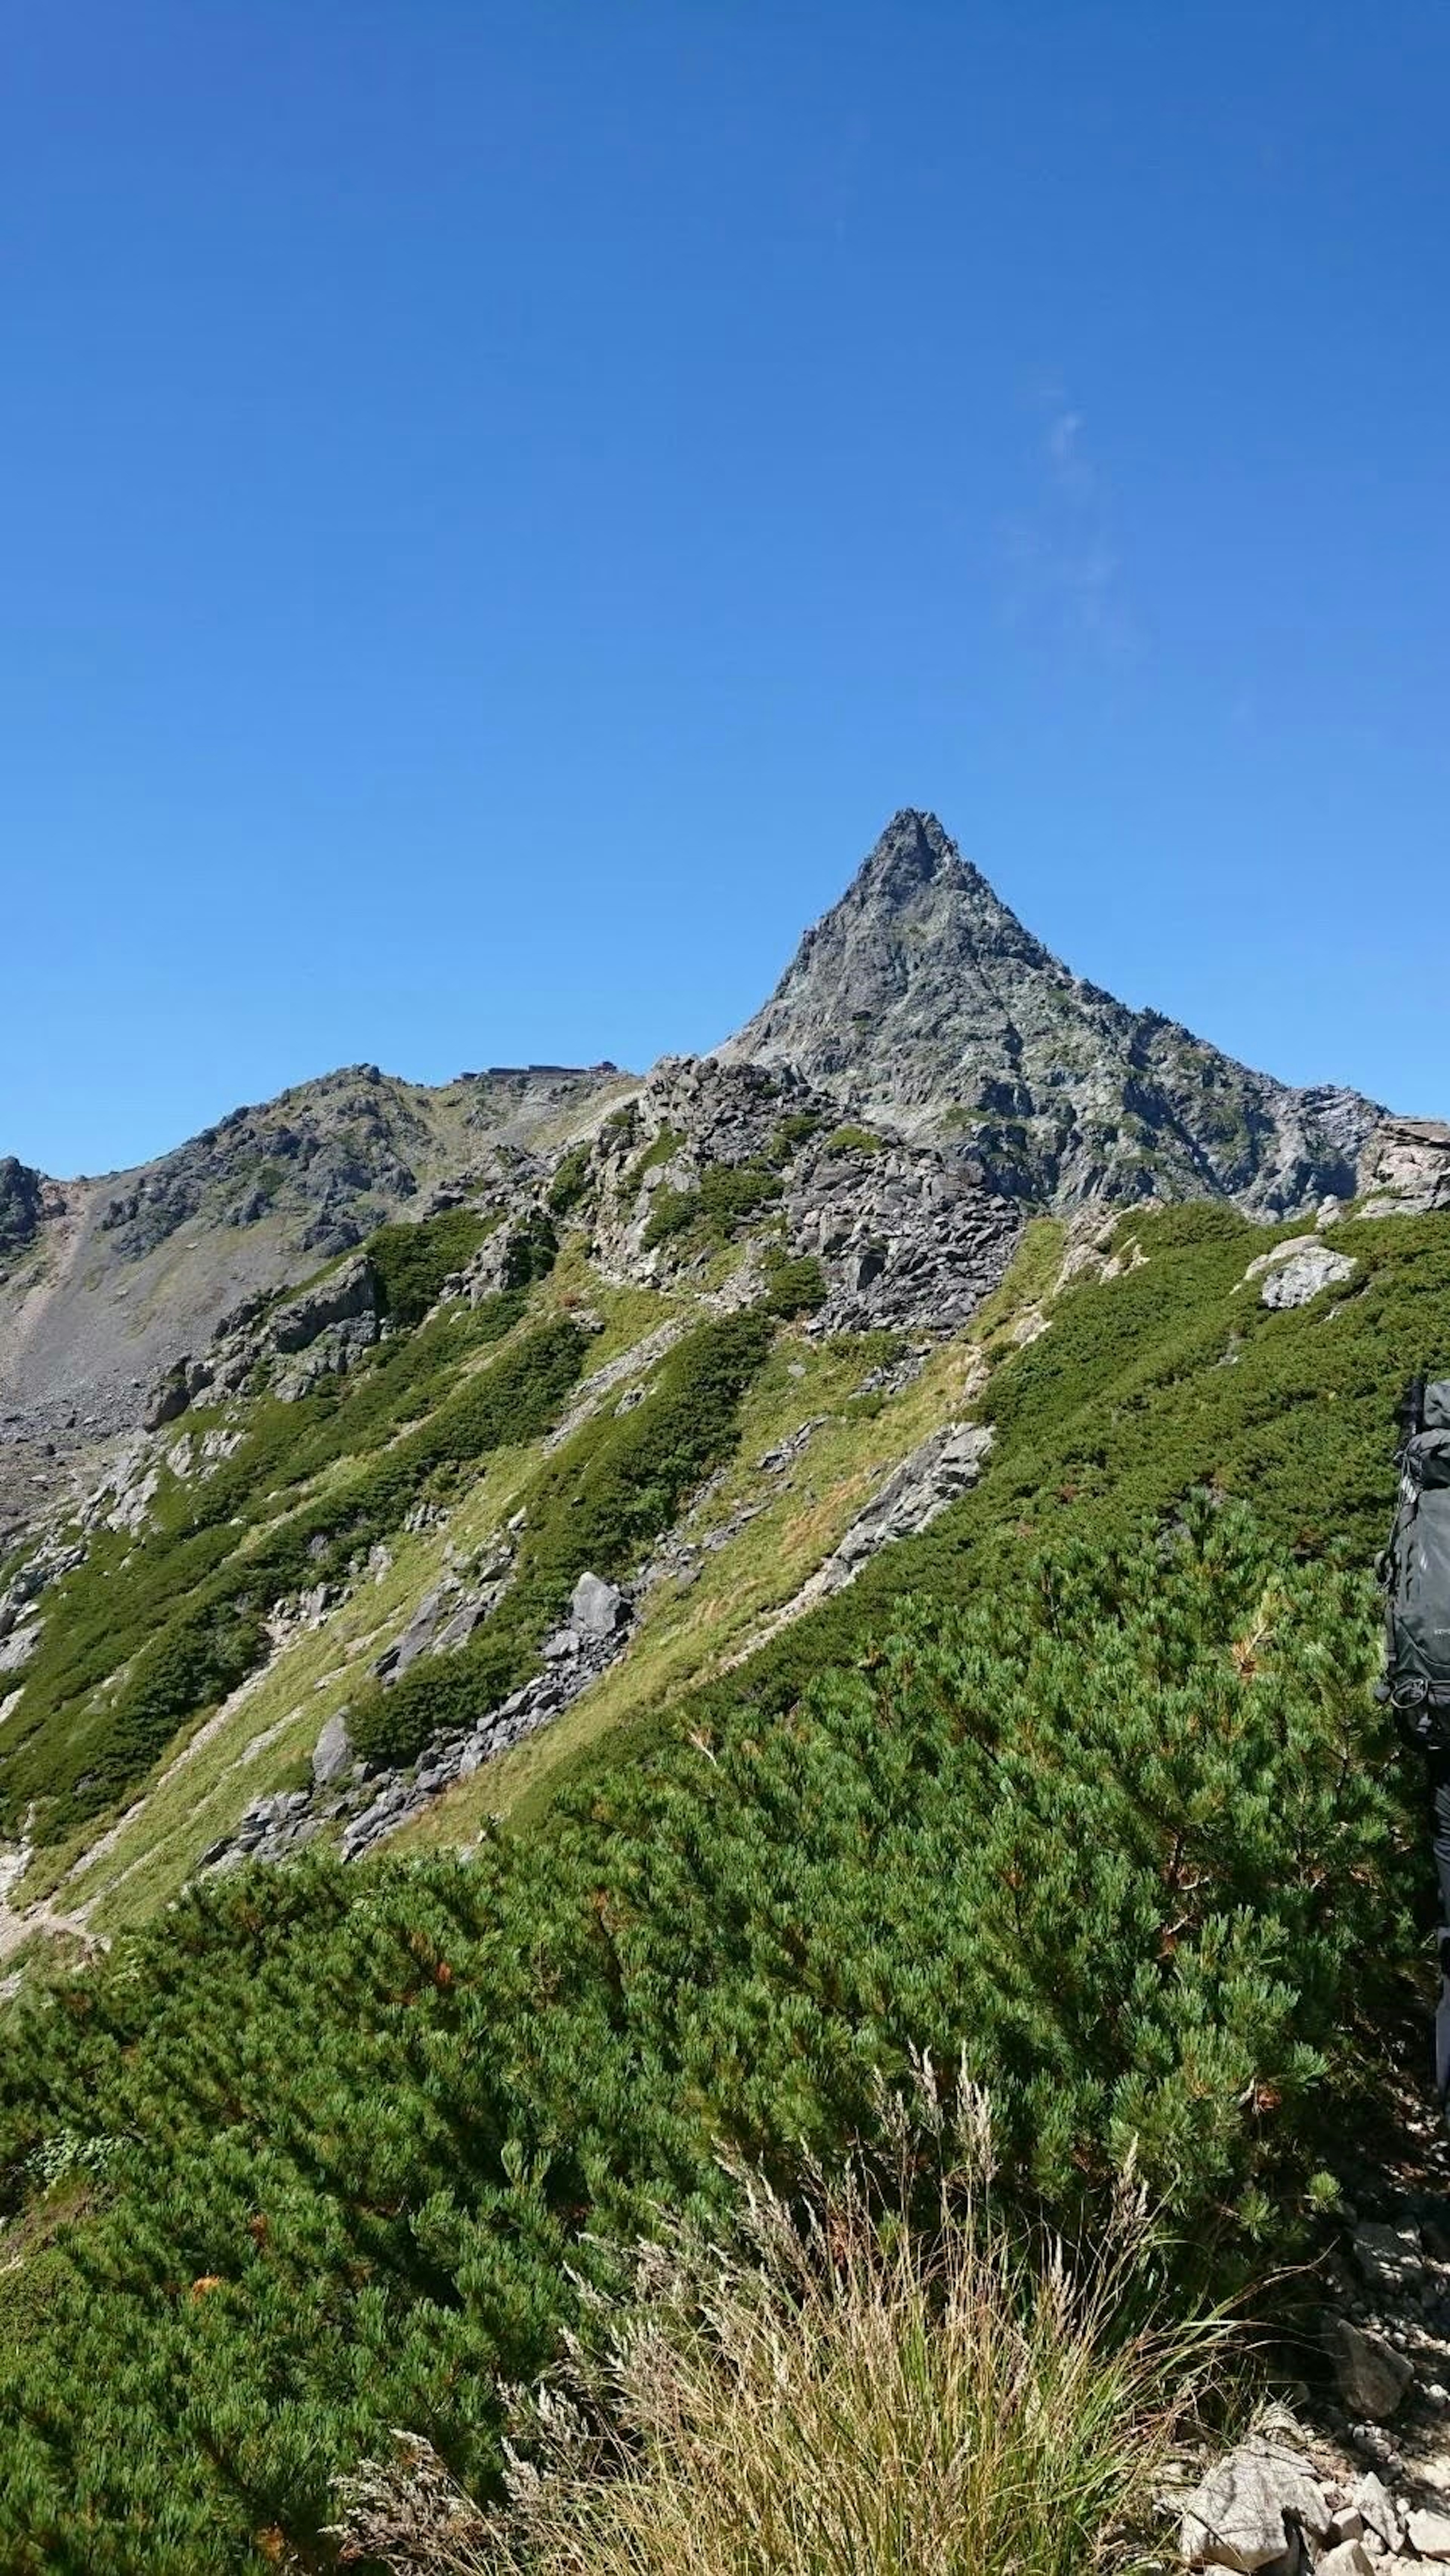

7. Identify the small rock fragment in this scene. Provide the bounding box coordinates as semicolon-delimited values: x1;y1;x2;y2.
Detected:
1353;2474;1405;2553
1353;2222;1424;2297
1315;2545;1374;2576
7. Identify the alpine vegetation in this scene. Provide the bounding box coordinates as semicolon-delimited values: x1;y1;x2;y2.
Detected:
0;812;1447;2571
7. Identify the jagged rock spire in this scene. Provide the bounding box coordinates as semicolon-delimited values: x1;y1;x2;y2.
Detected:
726;809;1381;1214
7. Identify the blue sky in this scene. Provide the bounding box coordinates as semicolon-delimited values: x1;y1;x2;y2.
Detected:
4;2;1447;1177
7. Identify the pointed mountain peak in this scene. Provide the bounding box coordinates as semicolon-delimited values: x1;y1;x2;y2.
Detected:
855;807;957;894
845;808;1001;915
725;808;1381;1215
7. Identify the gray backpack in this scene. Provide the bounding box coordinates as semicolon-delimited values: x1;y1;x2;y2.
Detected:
1381;1377;1450;1748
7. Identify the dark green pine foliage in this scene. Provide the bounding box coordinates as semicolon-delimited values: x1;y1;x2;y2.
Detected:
0;1504;1420;2569
545;1142;594;1216
762;1253;828;1318
364;1207;499;1325
642;1160;784;1250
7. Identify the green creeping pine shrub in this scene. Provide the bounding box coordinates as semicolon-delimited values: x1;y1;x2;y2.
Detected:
347;1308;773;1766
0;1506;1418;2565
763;1253;828;1319
626;1125;685;1190
642;1160;784;1251
366;1207;499;1325
0;1310;588;1841
767;1109;824;1163
823;1123;885;1157
547;1143;594;1217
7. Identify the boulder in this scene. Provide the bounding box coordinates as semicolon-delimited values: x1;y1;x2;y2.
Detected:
1179;2444;1333;2571
1259;1245;1357;1310
1328;2318;1413;2418
0;1619;39;1676
431;1598;488;1656
311;1710;353;1789
571;1571;626;1640
1406;2509;1450;2561
373;1587;454;1682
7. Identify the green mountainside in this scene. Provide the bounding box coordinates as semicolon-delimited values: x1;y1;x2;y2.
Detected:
2;1193;1449;2564
0;814;1449;2569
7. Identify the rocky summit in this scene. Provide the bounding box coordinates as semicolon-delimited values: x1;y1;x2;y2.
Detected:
727;807;1383;1211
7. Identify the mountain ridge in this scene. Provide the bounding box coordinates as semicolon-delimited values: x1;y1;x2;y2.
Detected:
0;809;1421;1504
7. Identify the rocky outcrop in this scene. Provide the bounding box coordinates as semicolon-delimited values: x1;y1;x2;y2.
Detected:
201;1573;635;1872
270;1255;378;1352
0;1160;49;1269
137;1252;386;1427
728;1420;996;1657
823;1422;994;1584
559;1052;1021;1339
1242;1238;1360;1310
784;1130;1017;1335
724;809;1384;1217
1358;1119;1450;1219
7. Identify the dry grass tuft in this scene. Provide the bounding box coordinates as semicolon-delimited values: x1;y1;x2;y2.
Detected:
332;2069;1227;2575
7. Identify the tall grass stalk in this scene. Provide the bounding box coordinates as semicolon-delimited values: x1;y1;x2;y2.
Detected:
333;2072;1228;2575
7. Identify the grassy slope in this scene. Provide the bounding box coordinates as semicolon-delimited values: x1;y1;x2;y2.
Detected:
3;1210;1058;1941
5;1256;681;1932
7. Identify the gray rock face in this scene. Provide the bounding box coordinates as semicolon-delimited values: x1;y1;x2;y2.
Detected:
1258;1245;1358;1309
371;1584;488;1684
832;1423;994;1573
270;1255;378;1353
724;809;1383;1216
1357;1115;1450;1216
